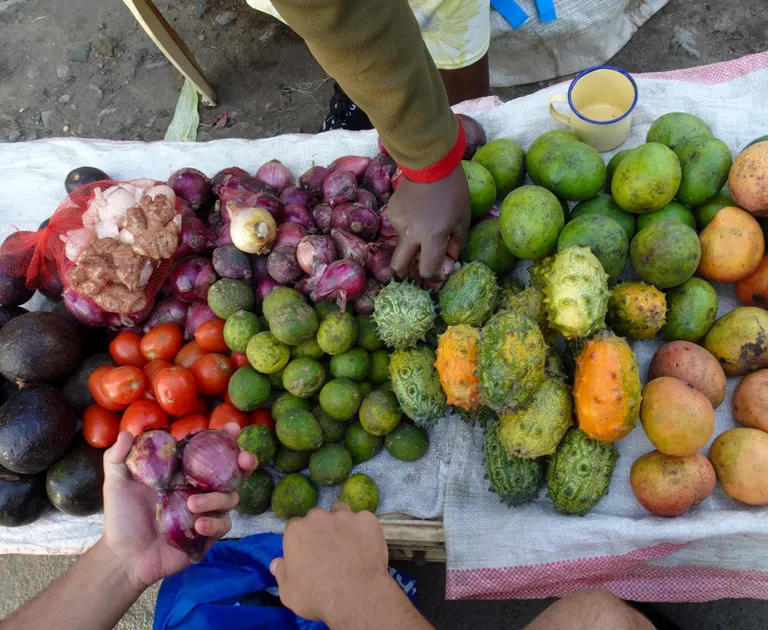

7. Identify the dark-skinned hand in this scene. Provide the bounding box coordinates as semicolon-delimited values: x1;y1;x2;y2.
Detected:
387;164;471;280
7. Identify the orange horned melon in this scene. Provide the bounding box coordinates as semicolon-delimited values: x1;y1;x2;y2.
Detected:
434;324;482;411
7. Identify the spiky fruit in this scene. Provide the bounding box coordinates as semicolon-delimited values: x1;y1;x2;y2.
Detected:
456;404;496;425
485;422;544;507
573;330;642;442
373;282;435;350
496;279;524;312
478;310;547;413
438;262;498;327
500;286;556;344
544;246;610;339
528;254;556;288
434;325;482;411
500;377;573;459
425;316;447;349
547;428;617;515
389;345;446;428
545;347;568;381
606;281;667;340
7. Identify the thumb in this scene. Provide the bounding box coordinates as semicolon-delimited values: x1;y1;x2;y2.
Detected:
103;431;133;483
270;557;285;583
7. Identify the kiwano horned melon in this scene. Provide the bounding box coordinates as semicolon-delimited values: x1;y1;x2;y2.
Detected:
573;331;642;442
389;345;447;428
606;281;667;340
434;325;482;411
438;262;498;327
500;376;573;459
456;404;496;425
547;428;618;515
373;282;435;350
528;254;556;289
478;310;547;413
500;286;556;344
485;422;544;507
544;246;610;340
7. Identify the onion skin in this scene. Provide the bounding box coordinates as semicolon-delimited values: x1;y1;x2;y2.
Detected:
227;202;278;255
182;430;242;493
353;278;381;314
295;265;326;297
331;228;369;266
312;203;333;234
168;168;212;214
377;205;399;243
177;215;215;258
280;186;312;207
274;222;308;249
250;255;270;283
296;235;337;274
251;192;285;224
216;174;265;195
362;154;396;203
126;431;179;489
105;299;156;329
212;245;252;280
458;114;487;160
299;166;329;199
283;204;315;232
169;256;218;303
215;188;264;219
323;170;357;206
267;246;304;284
256;277;284;302
328;155;372;180
155;488;208;558
355;188;379;211
207;209;225;235
391;167;405;192
331;203;379;241
212;167;249;190
185;300;218;340
145;296;189;331
63;288;110;327
310;259;366;311
367;242;395;284
255;159;292;194
479;207;500;222
215;222;234;247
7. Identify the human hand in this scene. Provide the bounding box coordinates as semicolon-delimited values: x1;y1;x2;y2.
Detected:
102;424;257;591
387;165;471;280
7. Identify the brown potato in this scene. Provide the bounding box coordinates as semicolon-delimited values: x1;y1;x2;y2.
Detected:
648;341;726;408
729;141;768;216
709;428;768;505
631;450;715;517
640;377;715;456
698;206;764;282
733;370;768;432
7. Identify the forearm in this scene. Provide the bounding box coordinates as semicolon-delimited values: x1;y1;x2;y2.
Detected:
3;539;144;630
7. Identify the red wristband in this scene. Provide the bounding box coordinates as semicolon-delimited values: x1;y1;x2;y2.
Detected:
397;119;466;184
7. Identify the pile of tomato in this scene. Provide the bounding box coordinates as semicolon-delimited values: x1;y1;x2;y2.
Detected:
82;321;274;448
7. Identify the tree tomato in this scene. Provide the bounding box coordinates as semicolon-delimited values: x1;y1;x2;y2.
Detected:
194;319;228;352
109;331;147;368
209;402;249;430
119;399;169;436
175;340;208;368
231;352;249;369
169;415;209;441
87;366;128;412
100;365;146;405
141;323;184;361
190;353;233;395
82;405;120;448
154;366;197;416
250;408;275;432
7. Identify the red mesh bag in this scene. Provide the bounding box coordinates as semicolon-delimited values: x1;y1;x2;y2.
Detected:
0;179;184;328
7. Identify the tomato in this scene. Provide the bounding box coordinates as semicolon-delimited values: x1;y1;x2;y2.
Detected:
141;323;184;361
190;353;233;395
119;399;169;437
82;405;120;448
143;359;173;397
100;366;146;405
190;396;209;416
109;331;147;368
154;366;197;416
209;402;249;430
169;415;209;441
222;388;233;405
195;319;228;352
231;352;249;369
175;340;208;368
250;408;275;432
87;366;128;412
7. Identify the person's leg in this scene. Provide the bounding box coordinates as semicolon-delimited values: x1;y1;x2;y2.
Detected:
525;590;656;630
440;53;489;105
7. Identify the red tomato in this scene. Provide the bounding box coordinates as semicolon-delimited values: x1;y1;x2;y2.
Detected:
87;366;128;412
231;352;249;369
109;331;147;368
82;405;120;448
154;366;197;416
169;415;209;441
190;353;233;395
209;402;249;430
190;396;209;416
250;408;275;432
222;388;233;405
143;359;173;397
119;399;169;437
175;340;208;368
141;323;184;361
195;319;228;352
100;366;146;405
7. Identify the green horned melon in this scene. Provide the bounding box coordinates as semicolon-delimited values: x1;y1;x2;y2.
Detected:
438;262;498;327
544;246;610;340
546;428;618;515
389;345;447;428
528;254;556;289
485;422;545;507
373;282;435;350
495;279;524;312
499;286;556;344
478;310;547;414
500;377;573;459
456;404;497;425
606;281;667;340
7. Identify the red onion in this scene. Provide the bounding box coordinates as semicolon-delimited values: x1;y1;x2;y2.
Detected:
144;296;189;331
251;192;285;224
391;167;405;191
62;288;110;327
312;203;333;234
377;136;389;156
212;167;249;189
310;259;366;311
353;278;382;314
215;188;263;218
185;300;218;340
207;208;225;234
458;113;487;160
299;165;328;199
216;174;265;195
331;228;369;266
479;207;500;222
250;255;270;283
255;159;292;194
256;277;284;301
355;188;378;211
126;431;178;489
168;167;212;213
215;222;234;247
268;246;304;284
105;299;156;330
283;204;315;232
296;235;337;274
328;155;372;180
295;264;326;297
274;222;307;249
331;203;380;241
213;245;252;280
169;257;218;303
323;170;357;206
177;215;215;257
177;198;196;218
362;154;396;203
155;488;207;557
280;186;312;207
378;205;398;241
182;429;242;493
367;242;395;284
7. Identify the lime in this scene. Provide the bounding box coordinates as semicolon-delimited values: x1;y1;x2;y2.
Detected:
247;331;290;374
344;421;384;464
320;378;362;421
223;310;262;352
271;473;317;520
271;392;312;422
462;161;497;219
228;366;271;412
282;357;325;399
338;473;380;513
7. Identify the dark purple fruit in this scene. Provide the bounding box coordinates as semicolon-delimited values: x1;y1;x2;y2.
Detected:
65;167;111;194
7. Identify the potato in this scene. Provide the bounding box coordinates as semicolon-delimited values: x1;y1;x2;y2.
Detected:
709;428;768;505
733;370;768;432
640;377;715;456
728;141;768;216
630;450;715;517
703;306;768;376
648;341;726;408
736;255;768;308
697;206;764;282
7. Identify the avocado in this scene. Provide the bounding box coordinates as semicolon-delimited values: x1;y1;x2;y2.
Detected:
0;312;83;384
65;167;111;194
0;305;27;328
62;354;114;416
0;384;76;474
0;465;50;527
0;380;16;407
46;438;104;516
